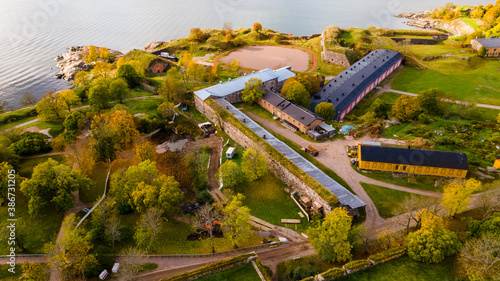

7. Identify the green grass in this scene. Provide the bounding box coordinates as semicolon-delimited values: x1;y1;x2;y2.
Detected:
195;263;261;281
79;162;108;203
392;62;500;105
361;183;428;218
337;256;457;281
227;172;310;233
0;115;38;131
18;155;65;178
139;263;159;273
461;17;480;31
124;97;163;116
354;166;441;192
19;120;65;138
129;88;156;98
0;264;23;280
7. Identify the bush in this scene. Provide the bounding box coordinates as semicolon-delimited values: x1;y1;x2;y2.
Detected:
321;267;345;280
344;259;369;270
369;246;406;263
9;132;52;156
137;116;166;134
197;189;213;204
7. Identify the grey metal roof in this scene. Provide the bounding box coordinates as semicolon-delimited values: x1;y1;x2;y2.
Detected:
194;67;295;101
476;38;500;48
360;145;469;170
215;98;366;209
310;49;404;119
261;91;324;127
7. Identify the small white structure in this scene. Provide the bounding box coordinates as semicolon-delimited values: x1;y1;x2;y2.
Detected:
112;263;119;274
226;147;235;159
278;237;289;243
99;270;109;280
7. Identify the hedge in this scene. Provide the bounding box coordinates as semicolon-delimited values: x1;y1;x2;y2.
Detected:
162;253;255;281
0;107;37;124
300;277;315;281
254;259;272;281
369;246;406;263
206;98;339;207
321;267;345;280
344;259;369;270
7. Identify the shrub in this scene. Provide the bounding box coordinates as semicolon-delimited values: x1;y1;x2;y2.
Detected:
9;132;52;156
321;267;345;280
197;189;213;204
344;259;369;270
369;246;406;263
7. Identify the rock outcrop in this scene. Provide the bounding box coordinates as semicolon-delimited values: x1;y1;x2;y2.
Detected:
144;41;167;52
54;46;122;80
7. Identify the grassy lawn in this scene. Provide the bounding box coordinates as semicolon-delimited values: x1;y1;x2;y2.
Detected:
19;120;65;138
18;155;65;178
0;115;38;131
461;17;481;31
392;61;500;105
196;263;261;281
124;97;163;116
354;165;441;192
0;264;23;280
116;213;262;255
226;172;310;233
79;162;109;203
337;256;457;281
361;183;428;218
129;88;156;98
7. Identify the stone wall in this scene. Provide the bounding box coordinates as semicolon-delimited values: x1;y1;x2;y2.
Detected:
195;98;333;214
390;38;436;45
322;50;351;67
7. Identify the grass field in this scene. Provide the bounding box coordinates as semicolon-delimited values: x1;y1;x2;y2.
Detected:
354;166;441;192
0;264;23;280
18;155;65;178
227;172;310;232
124;97;163;116
196;263;261;281
337;256;457;281
392;61;500;105
20;120;65;138
79;162;109;203
361;183;428;218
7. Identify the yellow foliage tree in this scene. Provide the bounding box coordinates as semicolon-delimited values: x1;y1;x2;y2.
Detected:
87;45;98;62
442;178;482;217
57;89;80;111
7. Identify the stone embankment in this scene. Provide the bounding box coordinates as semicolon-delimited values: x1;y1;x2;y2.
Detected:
54;46;122;80
396;12;477;36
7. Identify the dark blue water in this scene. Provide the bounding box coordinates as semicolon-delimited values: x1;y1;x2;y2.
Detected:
0;0;490;108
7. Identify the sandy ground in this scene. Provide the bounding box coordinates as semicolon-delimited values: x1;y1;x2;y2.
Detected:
220;46;309;72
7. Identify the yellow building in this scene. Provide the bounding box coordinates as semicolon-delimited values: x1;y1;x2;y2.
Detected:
358;145;468;178
493;159;500;169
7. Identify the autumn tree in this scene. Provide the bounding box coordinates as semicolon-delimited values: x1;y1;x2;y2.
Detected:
159;73;184;103
253;22;263;32
442;178;482;217
222;193;252;248
90;198;115;239
158;101;176;120
134;207;164;252
392;194;440;234
116;248;148;281
117;64;140;87
391;95;421;122
105;213;121;250
36;90;66;121
459;232;500;281
231;60;239;72
20;159;92;215
20;92;37;106
406;209;461;264
156;151;193;190
417;88;445;115
283;80;311;108
91;61;114;79
189;28;205;41
70;140;96;176
241;147;267;181
58;89;80;111
109;78;129;104
307;207;353;262
315;102;335;120
86;45;98;62
48;214;98;279
21;262;49;281
98;46;111;59
241;78;265;104
225;32;232;43
178;52;192;68
232;36;243;47
134;141;156;163
218;160;243;188
197;204;219;253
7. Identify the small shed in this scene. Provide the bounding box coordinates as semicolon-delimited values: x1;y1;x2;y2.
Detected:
340;125;355;134
226;147;235;159
494;159;500;169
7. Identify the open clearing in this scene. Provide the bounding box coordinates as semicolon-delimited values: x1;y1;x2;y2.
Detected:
220;46;309;72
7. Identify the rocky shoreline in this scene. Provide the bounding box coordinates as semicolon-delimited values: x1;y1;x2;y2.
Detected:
54;46;122;80
397;11;479;36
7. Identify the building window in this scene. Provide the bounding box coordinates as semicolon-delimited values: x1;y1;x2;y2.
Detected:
380;164;385;169
432;168;438;174
402;166;407;171
448;169;454;175
395;165;399;170
425;167;430;173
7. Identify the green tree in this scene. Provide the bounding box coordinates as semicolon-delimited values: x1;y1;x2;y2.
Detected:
407;227;461;263
218;160;242;188
479;46;488;57
232;36;243;46
0;145;19;168
89;78;111;110
48;214;98;279
307;207;353;262
20;159;92;215
36;90;66;121
241;78;265;104
134;141;156;163
9;132;51;156
231;60;239;72
241;147;267;181
253;22;263;32
0;162;17;201
283;81;311;108
117;64;140;87
158;101;175;119
58;89;80;112
158;74;184;103
109;78;129;104
442;178;482;217
134;207;163;252
417;88;444;115
222;193;252;248
21;262;49;281
131;175;183;213
391;95;421;122
315;102;335;120
63;110;84;132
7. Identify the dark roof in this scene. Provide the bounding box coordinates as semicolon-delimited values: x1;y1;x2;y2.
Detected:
476;38;500;48
261;91;324;127
310;49;404;119
359;145;469;170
